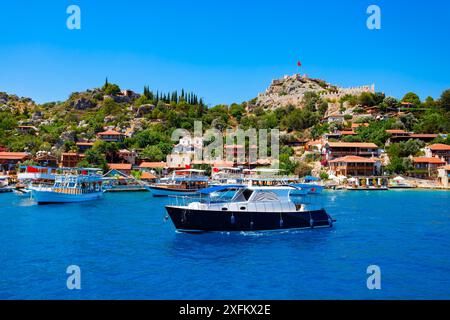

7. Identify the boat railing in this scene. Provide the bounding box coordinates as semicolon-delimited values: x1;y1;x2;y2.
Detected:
168;191;324;213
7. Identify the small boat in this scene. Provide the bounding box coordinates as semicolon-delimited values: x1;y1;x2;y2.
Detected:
30;168;103;204
388;176;416;189
102;169;148;192
165;185;334;233
0;175;13;193
13;188;32;197
291;176;324;194
148;169;208;197
210;167;244;185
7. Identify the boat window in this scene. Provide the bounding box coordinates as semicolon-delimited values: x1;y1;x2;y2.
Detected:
68;182;76;188
242;189;253;201
252;191;279;202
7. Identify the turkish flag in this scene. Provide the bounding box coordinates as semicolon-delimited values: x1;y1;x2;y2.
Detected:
27;166;39;173
213;167;219;173
297;61;302;67
81;170;88;175
185;164;191;169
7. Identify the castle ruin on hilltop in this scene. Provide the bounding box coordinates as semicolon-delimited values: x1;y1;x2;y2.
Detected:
254;74;375;109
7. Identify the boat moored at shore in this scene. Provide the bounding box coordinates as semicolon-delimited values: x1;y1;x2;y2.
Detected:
31;168;103;204
148;169;208;197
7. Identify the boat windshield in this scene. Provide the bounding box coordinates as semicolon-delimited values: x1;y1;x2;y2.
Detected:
233;189;254;202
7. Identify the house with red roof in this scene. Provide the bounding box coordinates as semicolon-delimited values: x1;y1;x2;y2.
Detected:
324;142;379;161
425;144;450;164
97;130;124;142
108;163;132;175
0;152;30;173
329;156;380;177
411;156;446;178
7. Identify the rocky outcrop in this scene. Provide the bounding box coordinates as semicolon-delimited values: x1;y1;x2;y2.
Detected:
71;97;96;110
135;104;155;117
253;74;375;110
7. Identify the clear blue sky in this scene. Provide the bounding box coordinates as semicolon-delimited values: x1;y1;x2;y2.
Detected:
0;0;449;106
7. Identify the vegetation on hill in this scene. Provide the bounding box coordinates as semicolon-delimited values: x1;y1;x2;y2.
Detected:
0;79;449;174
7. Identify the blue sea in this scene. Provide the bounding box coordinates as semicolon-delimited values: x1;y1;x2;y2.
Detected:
0;190;449;300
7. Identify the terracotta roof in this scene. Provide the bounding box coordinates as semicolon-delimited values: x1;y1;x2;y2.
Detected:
352;123;369;128
141;172;157;180
108;163;132;170
307;140;322;146
0;152;30;160
427;144;450;151
97;130;123;136
211;160;235;167
409;134;439;138
339;130;357;135
139;162;167;169
76;142;94;146
61;152;79;156
386;129;407;134
438;165;450;170
413;157;446;164
329;156;376;163
327;142;378;148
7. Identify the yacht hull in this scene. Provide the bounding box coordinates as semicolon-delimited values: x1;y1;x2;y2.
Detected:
32;190;103;204
165;206;333;232
149;186;200;197
291;183;324;194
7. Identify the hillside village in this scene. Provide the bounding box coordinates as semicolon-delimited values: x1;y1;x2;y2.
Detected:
1;75;450;188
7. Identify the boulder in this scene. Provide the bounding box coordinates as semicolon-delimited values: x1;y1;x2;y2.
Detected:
72;98;95;110
135;104;155;117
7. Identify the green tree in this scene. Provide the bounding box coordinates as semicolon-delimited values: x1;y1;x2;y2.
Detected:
140;145;165;161
358;92;376;107
103;83;121;96
440;89;450;111
402;92;421;106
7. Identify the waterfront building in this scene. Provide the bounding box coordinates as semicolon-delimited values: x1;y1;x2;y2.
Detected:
0;152;30;173
425;144;450;164
411;156;446;178
329;155;380;177
35;153;58;167
324;142;379;161
437;165;450;188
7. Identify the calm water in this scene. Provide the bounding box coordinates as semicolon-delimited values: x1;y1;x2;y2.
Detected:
0;190;449;300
